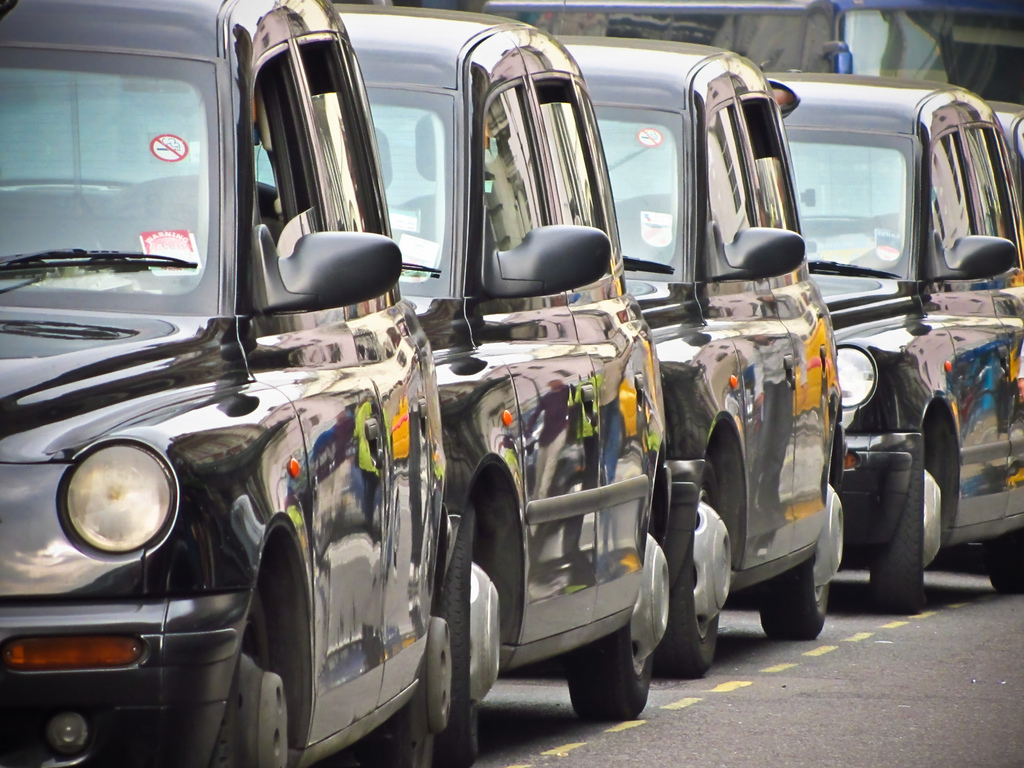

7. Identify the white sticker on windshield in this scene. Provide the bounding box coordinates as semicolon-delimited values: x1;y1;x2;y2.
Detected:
150;134;190;163
399;233;440;268
390;210;420;233
636;128;663;148
640;211;673;248
874;228;901;262
140;229;200;263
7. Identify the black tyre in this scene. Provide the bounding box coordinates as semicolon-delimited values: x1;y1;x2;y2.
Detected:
355;681;433;768
432;508;477;768
207;591;288;768
759;556;828;641
869;450;926;614
654;464;722;678
985;529;1024;593
565;621;653;721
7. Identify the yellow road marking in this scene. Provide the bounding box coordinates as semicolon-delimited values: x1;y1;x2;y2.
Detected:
542;744;586;756
661;697;703;710
605;721;646;733
843;632;874;642
949;602;968;609
761;663;798;673
505;765;533;768
803;645;837;657
880;620;908;629
708;681;753;692
914;611;937;618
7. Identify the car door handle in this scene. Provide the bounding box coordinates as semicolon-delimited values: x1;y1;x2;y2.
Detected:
417;395;428;428
634;372;646;400
783;354;796;389
579;382;598;426
364;417;382;467
1000;351;1011;379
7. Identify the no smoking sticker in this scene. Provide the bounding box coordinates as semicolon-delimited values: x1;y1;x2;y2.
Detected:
636;128;663;148
150;134;189;163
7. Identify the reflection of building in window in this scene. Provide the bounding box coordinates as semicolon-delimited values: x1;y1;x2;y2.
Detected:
484;90;540;252
707;106;749;248
538;90;596;229
931;136;971;252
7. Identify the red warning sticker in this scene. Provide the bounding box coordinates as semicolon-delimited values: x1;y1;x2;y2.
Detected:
150;134;189;163
636;128;664;148
140;230;199;261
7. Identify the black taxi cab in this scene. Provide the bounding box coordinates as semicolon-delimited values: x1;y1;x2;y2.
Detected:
779;74;1024;612
0;0;450;766
565;38;845;678
339;8;670;765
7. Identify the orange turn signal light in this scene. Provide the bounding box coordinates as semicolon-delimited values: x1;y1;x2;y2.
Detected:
844;451;859;470
944;360;953;373
729;375;739;389
501;409;514;427
288;458;301;478
3;636;145;671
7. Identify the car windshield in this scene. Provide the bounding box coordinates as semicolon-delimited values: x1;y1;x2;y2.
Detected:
595;106;682;275
842;10;1024;103
788;129;915;279
0;48;219;313
366;87;454;298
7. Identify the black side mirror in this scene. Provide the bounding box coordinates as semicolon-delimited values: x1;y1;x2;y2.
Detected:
255;225;402;313
482;225;611;299
931;235;1017;281
712;227;805;282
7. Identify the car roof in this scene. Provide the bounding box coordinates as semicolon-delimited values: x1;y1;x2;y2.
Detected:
484;0;1024;15
564;36;762;110
775;74;992;135
339;6;536;90
0;0;227;57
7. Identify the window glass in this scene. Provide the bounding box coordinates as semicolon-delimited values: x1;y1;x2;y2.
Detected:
595;106;680;270
931;133;971;253
536;83;598;229
741;98;798;231
706;106;750;250
789;131;912;278
368;88;454;297
483;87;543;253
0;49;218;313
963;126;1014;241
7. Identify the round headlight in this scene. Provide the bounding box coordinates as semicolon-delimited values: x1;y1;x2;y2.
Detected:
837;346;877;409
66;444;175;553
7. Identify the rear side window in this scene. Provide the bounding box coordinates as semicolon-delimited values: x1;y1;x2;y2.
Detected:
962;126;1015;243
535;80;598;229
930;133;971;253
483;86;543;253
741;98;798;232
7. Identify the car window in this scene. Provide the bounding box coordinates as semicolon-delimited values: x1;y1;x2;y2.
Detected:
741;97;798;232
962;126;1015;242
368;87;455;296
535;80;598;229
0;48;219;313
788;130;913;278
483;86;543;253
595;105;680;270
931;132;972;254
706;105;751;253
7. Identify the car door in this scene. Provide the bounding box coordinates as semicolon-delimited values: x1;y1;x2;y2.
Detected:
468;78;601;642
738;93;834;552
926;127;1010;528
699;76;796;569
252;40;389;738
532;75;657;618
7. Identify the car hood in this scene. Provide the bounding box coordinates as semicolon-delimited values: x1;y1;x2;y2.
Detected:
0;307;240;462
811;275;918;334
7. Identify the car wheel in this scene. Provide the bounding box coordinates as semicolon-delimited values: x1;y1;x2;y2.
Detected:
654;464;727;678
759;555;828;641
355;679;434;768
432;506;477;768
869;458;927;614
985;528;1024;594
565;620;652;721
207;591;288;768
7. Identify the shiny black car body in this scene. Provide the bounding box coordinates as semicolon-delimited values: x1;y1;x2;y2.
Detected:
0;1;448;766
566;38;844;678
340;8;669;765
780;74;1024;612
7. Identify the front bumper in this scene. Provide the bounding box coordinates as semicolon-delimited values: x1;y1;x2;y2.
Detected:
840;432;920;547
0;591;248;767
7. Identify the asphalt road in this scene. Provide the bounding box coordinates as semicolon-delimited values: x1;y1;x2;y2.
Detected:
474;564;1024;768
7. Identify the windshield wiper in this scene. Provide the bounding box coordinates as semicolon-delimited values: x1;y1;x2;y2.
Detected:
0;249;198;271
401;263;442;279
808;260;897;280
623;256;674;275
